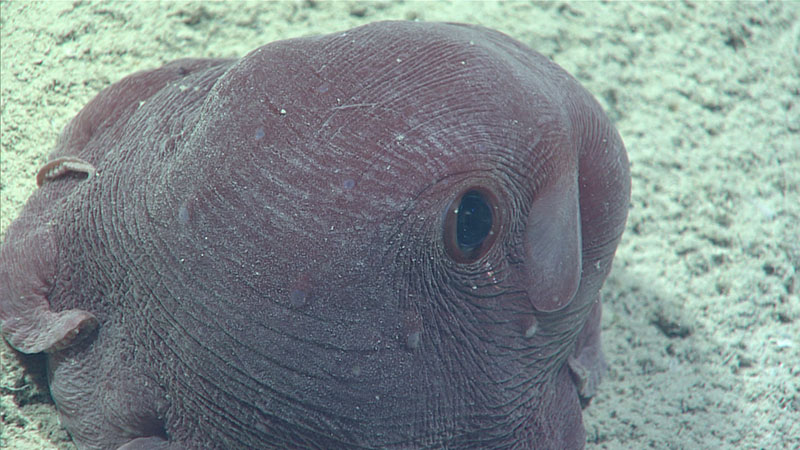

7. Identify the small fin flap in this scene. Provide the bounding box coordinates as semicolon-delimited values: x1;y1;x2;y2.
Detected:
0;205;98;354
2;305;98;354
567;299;607;405
567;351;605;401
36;157;96;187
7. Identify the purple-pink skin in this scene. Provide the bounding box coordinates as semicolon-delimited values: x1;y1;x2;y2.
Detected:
0;21;629;449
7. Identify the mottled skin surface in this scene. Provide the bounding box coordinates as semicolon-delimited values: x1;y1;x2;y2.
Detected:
0;21;629;449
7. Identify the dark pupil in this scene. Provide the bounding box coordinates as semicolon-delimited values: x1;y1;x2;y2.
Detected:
457;191;492;252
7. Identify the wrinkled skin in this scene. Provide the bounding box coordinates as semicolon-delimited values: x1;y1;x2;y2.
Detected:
0;21;629;449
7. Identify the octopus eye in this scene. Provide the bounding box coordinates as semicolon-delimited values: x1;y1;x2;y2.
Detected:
443;187;500;263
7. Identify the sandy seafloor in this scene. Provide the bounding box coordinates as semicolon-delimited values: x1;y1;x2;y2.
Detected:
0;1;798;449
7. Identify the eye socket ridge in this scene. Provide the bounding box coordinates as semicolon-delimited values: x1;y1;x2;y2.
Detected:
443;186;502;263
